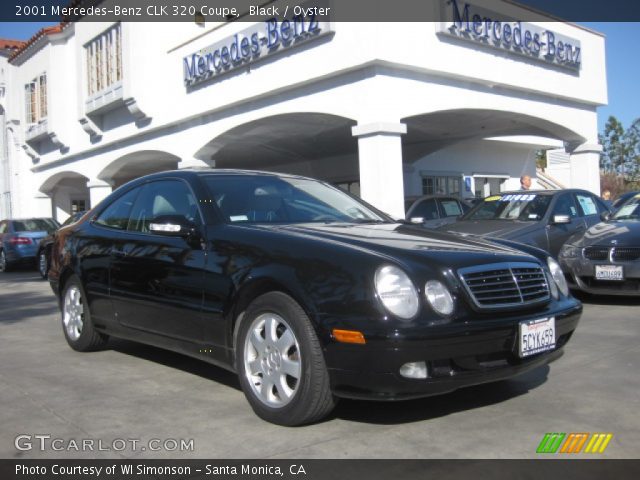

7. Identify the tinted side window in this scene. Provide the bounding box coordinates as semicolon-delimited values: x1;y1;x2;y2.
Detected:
127;180;201;234
411;199;439;220
95;188;140;230
553;193;579;218
575;193;602;216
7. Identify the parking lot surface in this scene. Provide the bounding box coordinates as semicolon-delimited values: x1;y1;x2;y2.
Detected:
1;270;638;459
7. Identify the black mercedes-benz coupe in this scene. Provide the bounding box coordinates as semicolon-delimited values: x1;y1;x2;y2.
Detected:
49;169;582;426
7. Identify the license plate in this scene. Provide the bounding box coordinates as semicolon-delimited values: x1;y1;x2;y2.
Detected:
519;317;556;358
595;265;624;281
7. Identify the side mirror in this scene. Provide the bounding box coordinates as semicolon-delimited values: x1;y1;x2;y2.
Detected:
551;214;571;225
600;211;611;222
409;217;425;224
149;215;198;237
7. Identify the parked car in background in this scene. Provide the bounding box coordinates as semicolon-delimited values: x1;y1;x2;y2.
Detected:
0;218;60;272
37;211;86;279
405;195;472;228
49;169;581;426
611;191;640;211
439;190;611;258
559;193;640;295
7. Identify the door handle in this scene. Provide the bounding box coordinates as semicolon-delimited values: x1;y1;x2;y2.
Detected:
111;249;127;257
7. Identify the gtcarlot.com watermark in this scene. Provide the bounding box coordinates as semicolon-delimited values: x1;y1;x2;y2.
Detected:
15;434;194;453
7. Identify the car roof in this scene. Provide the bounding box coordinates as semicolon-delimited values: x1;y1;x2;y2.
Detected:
120;168;321;188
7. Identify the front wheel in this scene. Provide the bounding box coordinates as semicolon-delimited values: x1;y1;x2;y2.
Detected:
61;276;109;351
236;292;336;426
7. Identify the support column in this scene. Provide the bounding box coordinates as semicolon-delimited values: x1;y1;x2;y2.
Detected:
87;180;113;209
568;143;602;195
352;122;407;219
34;193;53;218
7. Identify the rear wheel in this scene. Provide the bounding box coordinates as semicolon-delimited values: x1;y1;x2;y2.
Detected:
38;250;48;279
61;276;109;351
0;250;11;273
236;292;336;426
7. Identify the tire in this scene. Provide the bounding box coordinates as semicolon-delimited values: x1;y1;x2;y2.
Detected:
236;292;336;426
61;276;109;352
38;250;49;279
0;249;11;273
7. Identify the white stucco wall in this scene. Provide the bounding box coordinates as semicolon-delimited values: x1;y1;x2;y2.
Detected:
0;1;607;220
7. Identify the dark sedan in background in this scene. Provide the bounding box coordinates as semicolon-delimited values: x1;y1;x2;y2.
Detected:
48;169;581;426
0;217;60;272
559;193;640;295
439;189;611;258
405;195;472;228
612;190;640;210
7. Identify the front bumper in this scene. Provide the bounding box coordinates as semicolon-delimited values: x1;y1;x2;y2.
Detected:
323;303;581;401
560;256;640;296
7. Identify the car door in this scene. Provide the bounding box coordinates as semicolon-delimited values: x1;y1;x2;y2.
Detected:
546;192;586;257
87;187;142;325
109;179;207;343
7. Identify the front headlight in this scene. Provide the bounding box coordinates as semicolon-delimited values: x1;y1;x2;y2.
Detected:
559;244;581;259
425;280;454;316
547;257;569;297
375;265;419;319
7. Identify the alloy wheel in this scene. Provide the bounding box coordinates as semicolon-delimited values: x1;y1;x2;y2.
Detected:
243;313;301;408
63;285;84;341
39;252;47;278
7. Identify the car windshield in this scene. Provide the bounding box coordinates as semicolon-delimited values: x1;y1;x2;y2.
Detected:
204;175;388;224
612;196;640;221
12;218;60;232
463;193;552;222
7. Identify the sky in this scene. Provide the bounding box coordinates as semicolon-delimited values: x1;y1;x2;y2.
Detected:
0;21;638;134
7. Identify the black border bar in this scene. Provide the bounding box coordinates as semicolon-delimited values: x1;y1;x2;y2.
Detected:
2;0;640;22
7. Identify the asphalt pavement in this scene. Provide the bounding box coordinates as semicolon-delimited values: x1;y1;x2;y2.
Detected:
0;270;638;459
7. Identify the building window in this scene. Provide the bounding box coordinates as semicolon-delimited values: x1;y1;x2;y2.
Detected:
422;175;461;197
24;73;47;124
71;199;86;214
86;24;122;96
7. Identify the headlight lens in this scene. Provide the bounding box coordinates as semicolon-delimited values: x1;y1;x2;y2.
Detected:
546;270;559;299
375;265;419;319
424;280;454;316
547;257;569;297
559;244;581;259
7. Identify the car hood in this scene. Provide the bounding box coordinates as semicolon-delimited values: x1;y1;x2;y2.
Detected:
568;221;640;248
438;220;538;239
260;222;539;270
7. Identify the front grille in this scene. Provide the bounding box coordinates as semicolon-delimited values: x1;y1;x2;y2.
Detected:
612;247;640;262
458;262;550;310
583;246;609;260
583;246;640;262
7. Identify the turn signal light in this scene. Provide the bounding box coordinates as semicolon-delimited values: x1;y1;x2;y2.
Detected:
332;329;366;344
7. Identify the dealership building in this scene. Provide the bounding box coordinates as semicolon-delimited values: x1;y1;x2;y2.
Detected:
0;0;607;222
